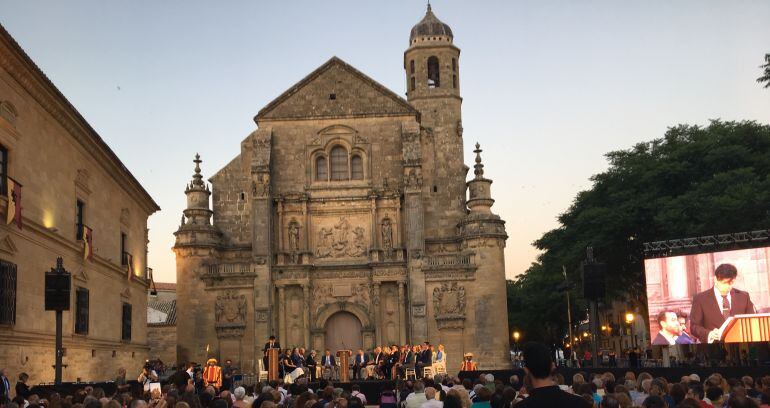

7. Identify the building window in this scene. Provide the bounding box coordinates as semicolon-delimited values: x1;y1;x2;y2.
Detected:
453;75;457;89
316;156;328;181
75;287;89;334
410;60;415;74
76;200;85;240
410;76;415;91
452;58;457;72
0;260;16;325
121;303;132;341
330;146;348;181
351;155;363;180
427;56;440;88
0;145;7;193
120;232;128;266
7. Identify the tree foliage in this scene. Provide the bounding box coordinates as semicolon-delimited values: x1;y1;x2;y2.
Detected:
759;53;770;88
508;120;770;344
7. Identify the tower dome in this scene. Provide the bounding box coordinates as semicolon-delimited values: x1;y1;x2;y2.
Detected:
409;4;453;44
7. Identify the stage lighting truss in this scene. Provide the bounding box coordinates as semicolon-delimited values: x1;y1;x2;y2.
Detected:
643;229;770;258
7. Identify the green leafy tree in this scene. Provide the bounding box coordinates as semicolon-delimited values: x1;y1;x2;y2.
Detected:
509;120;770;343
759;53;770;88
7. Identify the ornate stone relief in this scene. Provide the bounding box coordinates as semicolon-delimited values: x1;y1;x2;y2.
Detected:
412;304;426;317
252;173;270;197
255;309;268;323
402;129;421;164
215;290;247;327
288;220;301;263
315;217;367;258
432;282;466;329
120;208;131;226
381;217;393;258
312;282;371;317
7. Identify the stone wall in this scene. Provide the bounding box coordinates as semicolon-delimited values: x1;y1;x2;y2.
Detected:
147;325;177;365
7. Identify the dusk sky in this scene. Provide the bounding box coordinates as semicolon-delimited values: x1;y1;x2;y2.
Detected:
2;1;769;283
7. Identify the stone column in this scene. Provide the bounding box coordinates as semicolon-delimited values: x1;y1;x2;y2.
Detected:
278;285;287;345
373;282;381;346
302;284;311;348
398;282;407;345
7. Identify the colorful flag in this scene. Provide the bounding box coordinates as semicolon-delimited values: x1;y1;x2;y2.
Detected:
6;177;21;230
83;225;93;261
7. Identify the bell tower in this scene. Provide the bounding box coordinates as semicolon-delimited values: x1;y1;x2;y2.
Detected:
404;4;466;238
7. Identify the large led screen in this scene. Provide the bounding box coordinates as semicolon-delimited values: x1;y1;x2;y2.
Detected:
644;246;770;345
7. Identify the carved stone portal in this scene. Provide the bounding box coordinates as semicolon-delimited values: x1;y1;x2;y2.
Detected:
215;290;247;337
432;282;466;330
315;217;367;258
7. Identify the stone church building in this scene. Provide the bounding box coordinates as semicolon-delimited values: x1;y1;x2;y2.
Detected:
174;5;510;373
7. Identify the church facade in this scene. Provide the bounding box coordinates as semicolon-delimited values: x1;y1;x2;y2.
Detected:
174;6;510;373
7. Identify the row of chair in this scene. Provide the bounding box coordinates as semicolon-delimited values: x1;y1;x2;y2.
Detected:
256;359;447;382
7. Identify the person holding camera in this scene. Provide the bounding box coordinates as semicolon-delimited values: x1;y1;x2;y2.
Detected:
138;362;159;392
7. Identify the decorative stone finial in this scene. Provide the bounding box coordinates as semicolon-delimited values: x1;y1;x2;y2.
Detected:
473;142;484;179
191;153;204;188
427;1;431;13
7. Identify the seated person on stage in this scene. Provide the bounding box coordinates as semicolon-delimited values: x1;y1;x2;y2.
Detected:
393;345;408;378
690;263;756;343
676;310;696;344
305;350;318;381
283;348;304;383
291;348;305;369
434;344;446;370
401;345;418;378
321;349;337;380
416;342;432;378
353;349;368;380
387;345;401;379
367;347;384;379
381;347;393;379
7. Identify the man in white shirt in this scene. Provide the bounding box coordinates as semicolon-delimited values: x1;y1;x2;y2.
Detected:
422;387;443;408
406;381;428;408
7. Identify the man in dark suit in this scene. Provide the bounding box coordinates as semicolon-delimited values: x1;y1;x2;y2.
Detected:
0;368;10;400
305;350;318;381
321;349;337;380
690;263;756;343
262;336;281;374
651;310;685;345
352;349;368;380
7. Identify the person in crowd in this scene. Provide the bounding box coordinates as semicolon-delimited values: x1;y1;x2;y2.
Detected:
406;381;428;408
706;386;724;407
514;342;590;407
691;264;757;343
231;387;247;408
423;387;443;408
14;373;29;400
350;384;366;405
138;362;159;392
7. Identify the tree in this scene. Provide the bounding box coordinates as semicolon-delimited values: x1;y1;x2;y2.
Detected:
759;53;770;88
509;120;770;343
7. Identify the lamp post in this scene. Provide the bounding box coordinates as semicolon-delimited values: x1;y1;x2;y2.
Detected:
625;312;636;348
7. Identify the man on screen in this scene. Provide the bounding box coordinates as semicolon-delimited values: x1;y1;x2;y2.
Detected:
689;263;756;343
652;310;692;345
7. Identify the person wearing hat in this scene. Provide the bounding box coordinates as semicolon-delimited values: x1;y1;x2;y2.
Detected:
460;352;477;371
203;358;222;391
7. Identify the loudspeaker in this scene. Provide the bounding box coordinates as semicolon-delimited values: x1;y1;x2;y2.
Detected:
582;262;606;300
45;272;71;311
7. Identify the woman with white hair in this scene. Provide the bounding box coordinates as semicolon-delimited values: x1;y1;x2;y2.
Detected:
233;387;248;408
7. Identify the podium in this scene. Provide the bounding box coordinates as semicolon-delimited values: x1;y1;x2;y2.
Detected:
721;313;770;343
267;348;280;381
336;350;352;382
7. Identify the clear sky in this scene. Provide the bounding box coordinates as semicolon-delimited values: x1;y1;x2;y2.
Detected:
2;1;769;283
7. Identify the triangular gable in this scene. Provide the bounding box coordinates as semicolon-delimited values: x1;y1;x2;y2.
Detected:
255;56;418;122
0;234;17;255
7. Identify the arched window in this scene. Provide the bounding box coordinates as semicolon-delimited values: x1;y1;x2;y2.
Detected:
427;56;440;88
351;155;363;180
410;76;416;91
330;146;348;181
316;156;328;181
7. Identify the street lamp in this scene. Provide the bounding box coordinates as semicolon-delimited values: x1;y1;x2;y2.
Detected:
625;312;636;348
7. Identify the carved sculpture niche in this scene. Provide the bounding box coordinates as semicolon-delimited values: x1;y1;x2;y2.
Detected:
288;219;301;263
